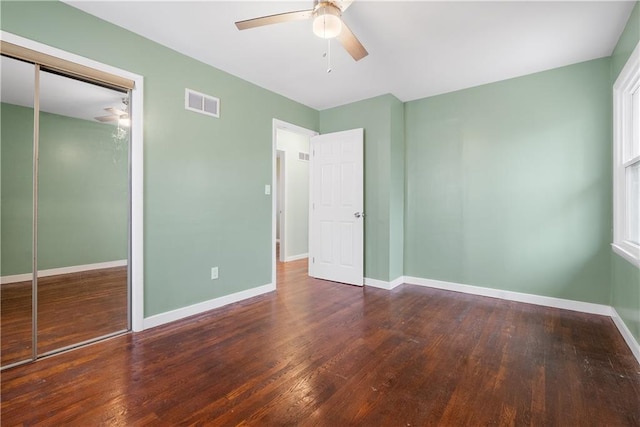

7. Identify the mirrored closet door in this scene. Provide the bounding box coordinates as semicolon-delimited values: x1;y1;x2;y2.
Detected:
0;52;131;368
1;56;36;367
36;70;130;356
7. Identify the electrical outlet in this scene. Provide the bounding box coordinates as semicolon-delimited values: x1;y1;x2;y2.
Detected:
211;267;219;280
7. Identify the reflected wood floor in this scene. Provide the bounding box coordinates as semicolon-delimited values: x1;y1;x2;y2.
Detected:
2;259;639;425
1;266;128;366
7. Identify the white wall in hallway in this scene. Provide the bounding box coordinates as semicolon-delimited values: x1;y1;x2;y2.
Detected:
276;129;310;261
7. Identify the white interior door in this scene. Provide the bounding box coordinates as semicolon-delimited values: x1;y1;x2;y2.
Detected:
309;128;364;286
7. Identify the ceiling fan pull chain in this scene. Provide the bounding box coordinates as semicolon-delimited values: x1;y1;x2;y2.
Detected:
327;38;332;73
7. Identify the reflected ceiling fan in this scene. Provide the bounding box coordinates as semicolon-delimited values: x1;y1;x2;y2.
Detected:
95;97;130;126
235;0;368;62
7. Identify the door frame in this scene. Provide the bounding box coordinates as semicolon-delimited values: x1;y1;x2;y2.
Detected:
3;31;145;332
276;149;285;262
271;119;318;287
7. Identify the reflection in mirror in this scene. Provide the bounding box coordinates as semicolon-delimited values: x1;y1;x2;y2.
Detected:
1;55;35;367
37;70;129;355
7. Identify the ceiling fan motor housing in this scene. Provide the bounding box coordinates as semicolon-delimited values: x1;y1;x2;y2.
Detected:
313;2;343;39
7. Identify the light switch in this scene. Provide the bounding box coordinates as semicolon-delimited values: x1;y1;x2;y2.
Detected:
265;184;271;195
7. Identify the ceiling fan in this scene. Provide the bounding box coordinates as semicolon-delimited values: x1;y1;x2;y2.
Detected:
235;0;368;62
95;97;130;126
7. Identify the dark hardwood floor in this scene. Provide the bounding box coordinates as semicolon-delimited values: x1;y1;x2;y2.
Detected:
1;266;128;366
1;258;639;425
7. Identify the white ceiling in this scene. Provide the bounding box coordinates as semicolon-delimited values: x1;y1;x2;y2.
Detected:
1;55;127;123
64;1;635;110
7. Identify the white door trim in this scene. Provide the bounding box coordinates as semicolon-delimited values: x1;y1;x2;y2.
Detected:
272;119;318;287
276;150;286;262
2;31;145;332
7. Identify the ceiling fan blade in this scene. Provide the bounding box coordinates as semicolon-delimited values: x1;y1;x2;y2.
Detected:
235;9;313;31
337;21;368;61
95;115;118;122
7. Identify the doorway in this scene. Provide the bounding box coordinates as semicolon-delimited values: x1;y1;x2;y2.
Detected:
271;120;317;286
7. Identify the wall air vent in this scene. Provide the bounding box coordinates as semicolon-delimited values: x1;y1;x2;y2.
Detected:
298;152;310;162
185;88;220;118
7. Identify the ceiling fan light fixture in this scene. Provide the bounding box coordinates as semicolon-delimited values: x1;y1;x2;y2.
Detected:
312;4;342;39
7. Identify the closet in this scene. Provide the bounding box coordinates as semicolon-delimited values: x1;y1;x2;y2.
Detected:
1;46;133;369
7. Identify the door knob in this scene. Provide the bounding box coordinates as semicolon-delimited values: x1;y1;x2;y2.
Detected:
354;212;365;218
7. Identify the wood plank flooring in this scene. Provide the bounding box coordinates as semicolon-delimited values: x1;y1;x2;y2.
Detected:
1;259;639;425
1;266;128;366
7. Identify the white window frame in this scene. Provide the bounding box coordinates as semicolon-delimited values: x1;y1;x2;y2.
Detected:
612;40;640;267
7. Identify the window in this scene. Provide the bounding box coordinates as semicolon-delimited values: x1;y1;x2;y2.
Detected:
613;41;640;266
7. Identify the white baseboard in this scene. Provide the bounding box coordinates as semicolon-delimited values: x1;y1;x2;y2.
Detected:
403;276;613;316
611;308;640;365
284;253;308;262
365;276;404;290
143;283;275;330
1;259;128;285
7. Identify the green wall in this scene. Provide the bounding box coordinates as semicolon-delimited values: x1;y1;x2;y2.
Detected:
1;103;34;276
389;98;405;280
610;1;640;344
1;103;128;275
319;94;405;282
611;2;640;82
404;58;613;304
38;108;129;271
0;1;318;316
612;253;640;341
